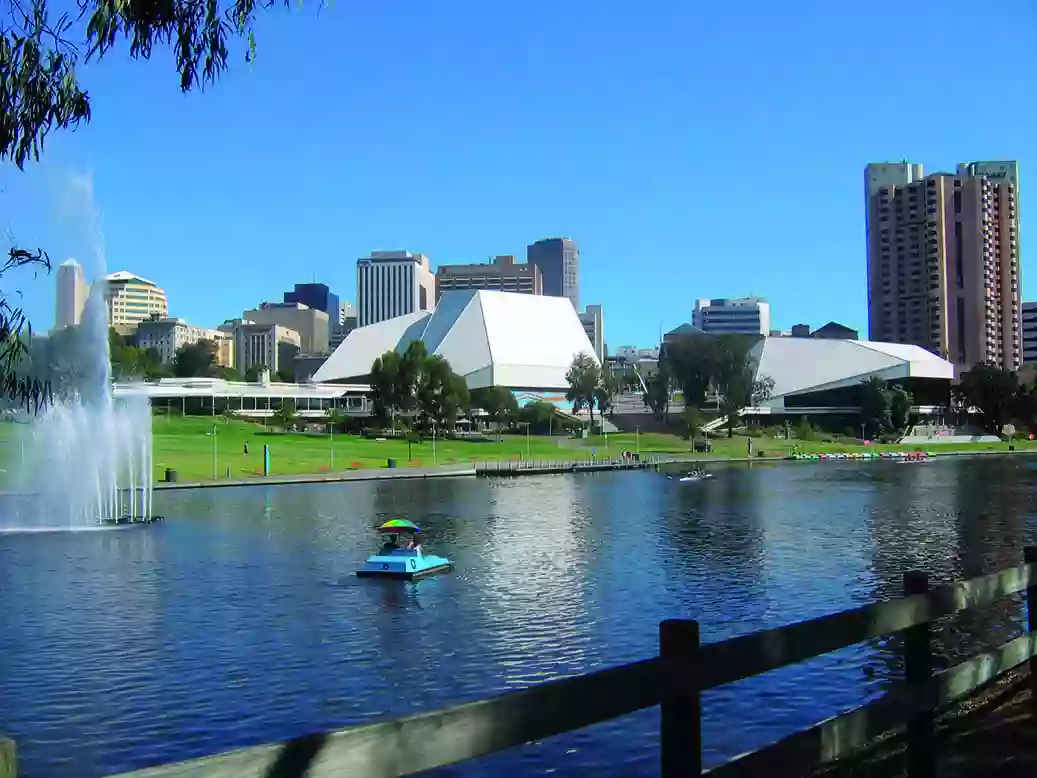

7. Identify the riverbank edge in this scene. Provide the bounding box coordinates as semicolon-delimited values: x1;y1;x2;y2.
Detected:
814;666;1029;776
0;737;13;778
148;446;1037;490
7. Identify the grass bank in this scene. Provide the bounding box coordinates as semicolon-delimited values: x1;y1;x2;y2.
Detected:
1;416;1034;484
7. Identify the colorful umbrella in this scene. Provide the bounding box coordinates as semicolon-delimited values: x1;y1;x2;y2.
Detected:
377;519;420;533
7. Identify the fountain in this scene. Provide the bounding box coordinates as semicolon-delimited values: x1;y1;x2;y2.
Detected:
1;174;158;530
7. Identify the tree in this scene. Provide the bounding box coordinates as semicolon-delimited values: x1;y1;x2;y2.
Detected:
957;362;1019;433
369;350;403;427
681;405;704;442
518;400;556;435
593;372;619;420
275;367;294;383
471;385;517;440
3;0;296;408
710;335;763;438
889;384;914;433
663;335;716;409
270;399;299;431
173;339;218;378
643;367;671;422
416;354;468;430
565;352;601;429
859;376;892;438
243;365;263;382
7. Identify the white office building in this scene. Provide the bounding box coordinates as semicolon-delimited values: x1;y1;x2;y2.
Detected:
578;304;605;362
54;258;88;330
105;271;169;334
692;296;771;336
135;317;229;365
356;251;436;327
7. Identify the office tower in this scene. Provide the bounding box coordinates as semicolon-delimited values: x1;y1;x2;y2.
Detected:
578;304;605;361
865;160;1021;371
526;238;579;310
331;301;358;350
1023;302;1037;364
356;250;436;327
692;297;771;335
284;282;340;320
104;271;169;335
54;258;88;330
243;302;331;355
434;256;543;302
232;322;301;374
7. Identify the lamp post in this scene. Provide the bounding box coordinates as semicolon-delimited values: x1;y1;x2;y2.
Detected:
212;423;217;480
432;421;437;466
636;426;640;457
330;413;335;470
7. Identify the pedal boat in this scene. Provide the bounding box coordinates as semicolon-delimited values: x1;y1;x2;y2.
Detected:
356;519;453;580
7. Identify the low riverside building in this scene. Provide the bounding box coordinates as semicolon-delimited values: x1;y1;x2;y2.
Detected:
112;376;371;418
745;336;955;421
313;289;599;411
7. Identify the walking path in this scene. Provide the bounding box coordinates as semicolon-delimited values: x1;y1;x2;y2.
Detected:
819;670;1037;777
154;464;476;491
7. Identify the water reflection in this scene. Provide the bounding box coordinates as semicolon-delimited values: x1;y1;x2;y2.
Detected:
5;460;1037;776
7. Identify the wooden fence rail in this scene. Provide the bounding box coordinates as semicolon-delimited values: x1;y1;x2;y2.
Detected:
7;549;1037;778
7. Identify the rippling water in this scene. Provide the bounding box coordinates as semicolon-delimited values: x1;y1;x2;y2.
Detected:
3;456;1037;777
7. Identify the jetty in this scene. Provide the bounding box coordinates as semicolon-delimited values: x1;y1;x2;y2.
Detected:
4;547;1035;777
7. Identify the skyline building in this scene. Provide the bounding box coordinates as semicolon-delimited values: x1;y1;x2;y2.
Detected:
356;250;436;328
104;271;169;335
54;258;88;330
579;304;605;361
1023;301;1037;364
864;160;1021;372
243;301;331;355
435;255;543;302
526;237;580;311
692;297;771;335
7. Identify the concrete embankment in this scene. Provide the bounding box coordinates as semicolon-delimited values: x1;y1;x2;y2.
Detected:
154;464;476;491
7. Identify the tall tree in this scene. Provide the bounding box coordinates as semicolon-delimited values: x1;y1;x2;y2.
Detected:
173;339;218;378
643;366;672;422
417;354;469;429
565;352;601;429
471;385;517;440
664;336;715;409
859;376;892;438
710;335;765;437
369;350;404;427
889;384;914;433
2;0;301;408
957;362;1019;433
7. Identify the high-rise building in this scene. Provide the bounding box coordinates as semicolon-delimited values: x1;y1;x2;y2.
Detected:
284;282;340;320
864;160;1021;371
526;238;579;310
54;258;88;330
356;251;436;327
232;322;301;374
578;304;605;361
1022;302;1037;364
692;297;771;335
104;271;169;335
243;302;331;355
435;255;543;302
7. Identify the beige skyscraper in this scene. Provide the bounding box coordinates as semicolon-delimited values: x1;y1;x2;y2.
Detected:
865;160;1020;372
54;258;88;330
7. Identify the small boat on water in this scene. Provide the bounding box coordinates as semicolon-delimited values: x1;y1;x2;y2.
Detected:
356;519;453;580
670;470;713;483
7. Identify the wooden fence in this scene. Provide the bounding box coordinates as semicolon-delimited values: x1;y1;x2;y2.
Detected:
5;549;1037;778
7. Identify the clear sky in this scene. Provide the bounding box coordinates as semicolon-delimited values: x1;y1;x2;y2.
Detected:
4;0;1037;349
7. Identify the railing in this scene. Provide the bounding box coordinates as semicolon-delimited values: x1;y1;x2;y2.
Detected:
6;550;1037;778
475;455;664;474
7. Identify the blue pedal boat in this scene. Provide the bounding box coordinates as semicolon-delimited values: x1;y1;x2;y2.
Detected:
356;519;454;580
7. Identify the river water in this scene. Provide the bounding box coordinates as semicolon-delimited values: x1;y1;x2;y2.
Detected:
2;457;1037;777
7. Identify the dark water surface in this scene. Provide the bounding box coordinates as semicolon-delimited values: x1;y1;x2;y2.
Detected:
3;457;1037;777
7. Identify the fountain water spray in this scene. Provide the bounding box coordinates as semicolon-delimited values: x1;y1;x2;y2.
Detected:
4;172;155;528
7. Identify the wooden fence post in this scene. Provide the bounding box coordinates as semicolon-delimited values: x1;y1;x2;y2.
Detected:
0;737;15;778
1024;546;1037;717
660;619;701;778
903;570;934;778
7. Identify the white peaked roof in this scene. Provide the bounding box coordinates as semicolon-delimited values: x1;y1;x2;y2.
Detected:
106;270;157;286
313;290;600;389
749;337;955;408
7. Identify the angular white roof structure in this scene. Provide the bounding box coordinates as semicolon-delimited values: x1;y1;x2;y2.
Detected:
106;270;158;286
313;290;600;390
749;337;955;409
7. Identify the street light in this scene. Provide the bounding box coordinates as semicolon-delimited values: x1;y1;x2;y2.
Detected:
636;425;640;457
329;413;335;470
212;423;218;480
432;421;437;466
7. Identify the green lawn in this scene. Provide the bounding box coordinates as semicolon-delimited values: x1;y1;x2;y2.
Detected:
1;415;1033;484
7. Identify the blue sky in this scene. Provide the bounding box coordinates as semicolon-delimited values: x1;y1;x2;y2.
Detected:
4;0;1037;349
